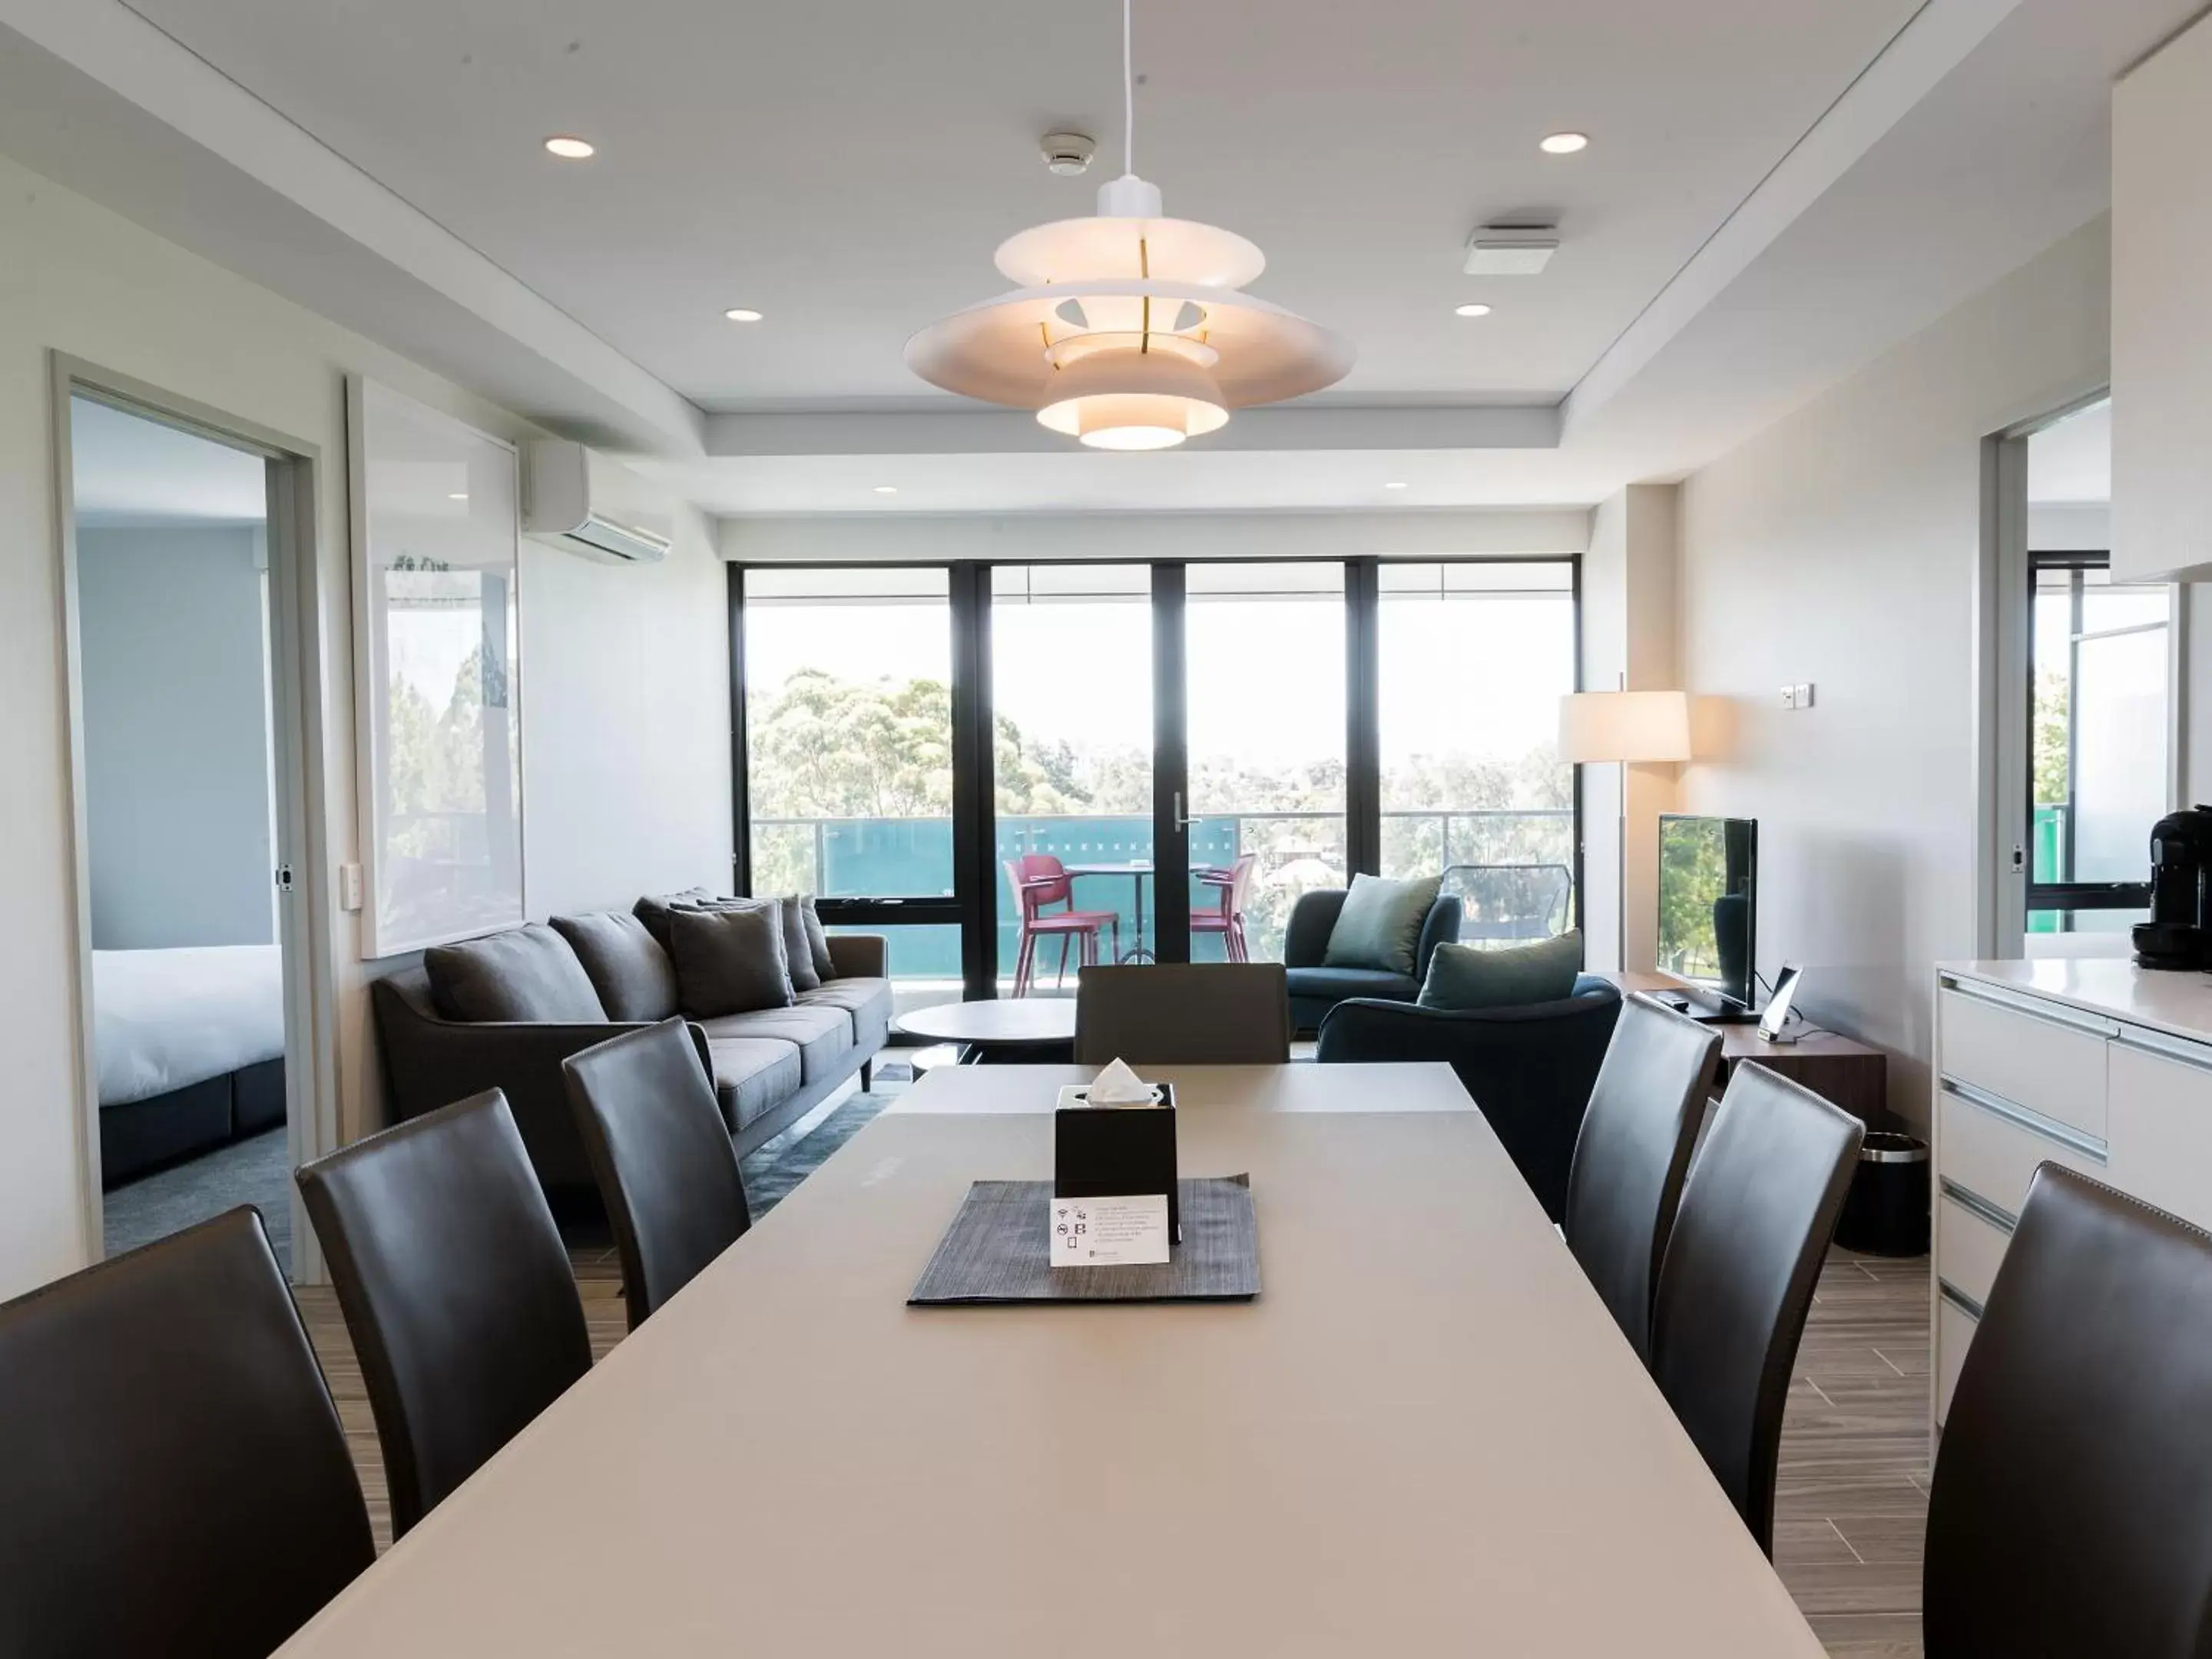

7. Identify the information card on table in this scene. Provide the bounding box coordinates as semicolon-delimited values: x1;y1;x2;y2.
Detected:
1049;1194;1171;1267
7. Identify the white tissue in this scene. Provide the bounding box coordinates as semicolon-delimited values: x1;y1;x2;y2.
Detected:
1085;1057;1157;1106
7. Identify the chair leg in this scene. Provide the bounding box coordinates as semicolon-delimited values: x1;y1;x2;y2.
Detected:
1111;919;1121;962
1014;931;1033;998
1056;932;1073;988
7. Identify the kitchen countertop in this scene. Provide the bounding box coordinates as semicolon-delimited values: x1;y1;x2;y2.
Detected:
1941;954;2212;1048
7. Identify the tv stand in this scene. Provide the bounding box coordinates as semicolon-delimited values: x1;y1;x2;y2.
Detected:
1645;989;1760;1025
1608;972;1888;1122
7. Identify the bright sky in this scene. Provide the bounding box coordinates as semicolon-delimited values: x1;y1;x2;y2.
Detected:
746;588;1575;771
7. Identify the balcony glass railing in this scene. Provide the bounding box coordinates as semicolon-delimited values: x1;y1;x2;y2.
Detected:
754;809;1575;983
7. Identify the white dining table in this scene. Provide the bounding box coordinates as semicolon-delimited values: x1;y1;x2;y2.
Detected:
276;1061;1823;1656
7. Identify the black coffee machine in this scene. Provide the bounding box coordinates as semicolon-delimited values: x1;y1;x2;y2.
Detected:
2133;806;2212;969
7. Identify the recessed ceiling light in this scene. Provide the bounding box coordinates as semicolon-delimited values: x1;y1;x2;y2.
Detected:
1540;131;1589;155
1455;303;1494;318
723;307;764;323
543;135;595;159
447;492;469;502
873;485;899;495
1385;481;1409;490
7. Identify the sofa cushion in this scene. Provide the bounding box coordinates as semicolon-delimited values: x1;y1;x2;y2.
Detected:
1323;873;1442;977
705;1037;804;1132
697;1005;852;1085
632;888;714;951
800;898;836;982
549;912;680;1022
669;902;794;1018
777;897;822;993
1285;965;1421;1005
1418;931;1584;1012
423;924;607;1024
796;977;892;1055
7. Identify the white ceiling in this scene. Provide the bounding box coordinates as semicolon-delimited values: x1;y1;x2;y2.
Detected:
1;0;2196;518
68;396;267;525
120;0;1920;409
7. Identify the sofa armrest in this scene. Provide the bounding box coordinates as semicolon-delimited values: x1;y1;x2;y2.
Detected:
1415;895;1465;979
370;975;650;1190
1283;889;1348;969
826;932;889;979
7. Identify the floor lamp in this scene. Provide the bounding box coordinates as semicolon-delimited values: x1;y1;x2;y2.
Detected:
1558;690;1692;972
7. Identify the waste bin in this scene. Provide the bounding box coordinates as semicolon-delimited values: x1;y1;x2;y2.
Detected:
1833;1131;1930;1257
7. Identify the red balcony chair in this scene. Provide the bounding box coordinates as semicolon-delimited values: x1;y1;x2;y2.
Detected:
1005;855;1120;996
1192;852;1260;962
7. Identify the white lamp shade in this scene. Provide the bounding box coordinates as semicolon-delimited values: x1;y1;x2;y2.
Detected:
1558;690;1692;763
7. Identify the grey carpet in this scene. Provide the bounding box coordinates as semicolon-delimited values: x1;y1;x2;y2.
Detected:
103;1127;293;1277
739;1074;904;1217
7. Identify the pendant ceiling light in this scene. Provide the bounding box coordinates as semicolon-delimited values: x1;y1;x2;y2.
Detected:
905;0;1353;451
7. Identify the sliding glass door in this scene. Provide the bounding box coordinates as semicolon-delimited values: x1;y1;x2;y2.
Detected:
990;565;1155;994
740;567;962;1008
1378;561;1578;944
733;557;1579;1002
1181;563;1347;963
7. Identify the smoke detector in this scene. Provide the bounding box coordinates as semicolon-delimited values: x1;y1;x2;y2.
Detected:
1464;224;1560;275
1041;131;1095;176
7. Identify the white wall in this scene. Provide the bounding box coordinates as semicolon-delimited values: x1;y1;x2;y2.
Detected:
0;152;730;1299
77;523;275;949
1675;217;2112;1131
1580;484;1681;974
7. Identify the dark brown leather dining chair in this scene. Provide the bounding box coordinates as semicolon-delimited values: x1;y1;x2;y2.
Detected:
1924;1165;2212;1657
565;1018;752;1331
1564;993;1723;1362
1072;962;1293;1065
297;1088;592;1538
0;1207;373;1657
1648;1061;1863;1555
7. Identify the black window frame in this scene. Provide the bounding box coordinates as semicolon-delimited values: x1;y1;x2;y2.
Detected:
730;553;1584;997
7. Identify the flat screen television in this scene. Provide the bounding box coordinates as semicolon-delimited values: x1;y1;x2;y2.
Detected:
1657;814;1759;1012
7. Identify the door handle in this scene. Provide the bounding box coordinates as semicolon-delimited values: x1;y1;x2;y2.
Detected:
1172;792;1194;831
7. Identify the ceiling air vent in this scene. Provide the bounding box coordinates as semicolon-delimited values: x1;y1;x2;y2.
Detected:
1463;225;1561;276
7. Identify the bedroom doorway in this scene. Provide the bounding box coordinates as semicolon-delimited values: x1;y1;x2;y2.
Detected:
56;367;332;1282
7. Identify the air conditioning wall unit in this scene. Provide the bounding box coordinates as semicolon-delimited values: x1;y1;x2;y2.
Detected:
523;439;674;564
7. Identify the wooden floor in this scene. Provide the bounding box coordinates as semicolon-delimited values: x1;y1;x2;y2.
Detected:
296;1245;1931;1655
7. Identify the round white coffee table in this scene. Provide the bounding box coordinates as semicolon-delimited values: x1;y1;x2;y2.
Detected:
894;998;1077;1065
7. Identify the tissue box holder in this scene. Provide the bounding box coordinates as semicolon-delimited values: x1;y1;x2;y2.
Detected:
1055;1084;1180;1243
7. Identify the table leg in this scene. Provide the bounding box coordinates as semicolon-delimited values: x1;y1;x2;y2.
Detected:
1121;870;1157;963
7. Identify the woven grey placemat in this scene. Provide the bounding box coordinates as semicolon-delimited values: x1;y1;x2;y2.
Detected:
909;1175;1259;1305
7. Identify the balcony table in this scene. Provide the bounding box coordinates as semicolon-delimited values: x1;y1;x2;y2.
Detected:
273;1061;1823;1659
1063;859;1157;962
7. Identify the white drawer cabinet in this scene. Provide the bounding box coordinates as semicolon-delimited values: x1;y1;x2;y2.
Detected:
1938;985;2111;1141
1933;964;2212;1449
1934;1192;2011;1310
2107;1036;2212;1232
1935;1083;2104;1220
1934;1293;1977;1430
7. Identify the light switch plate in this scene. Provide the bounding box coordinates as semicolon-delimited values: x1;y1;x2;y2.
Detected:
339;863;364;912
1780;685;1797;709
1795;683;1815;709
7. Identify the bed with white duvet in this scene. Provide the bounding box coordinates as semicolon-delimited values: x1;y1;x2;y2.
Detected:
93;945;286;1184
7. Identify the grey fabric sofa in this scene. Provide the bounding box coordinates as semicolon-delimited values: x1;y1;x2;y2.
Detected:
370;906;889;1207
1280;886;1464;1031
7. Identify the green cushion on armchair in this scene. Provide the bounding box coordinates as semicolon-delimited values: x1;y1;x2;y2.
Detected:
1323;873;1443;977
1418;930;1584;1011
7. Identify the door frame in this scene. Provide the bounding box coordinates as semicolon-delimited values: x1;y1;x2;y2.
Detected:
1975;387;2184;957
48;353;340;1280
